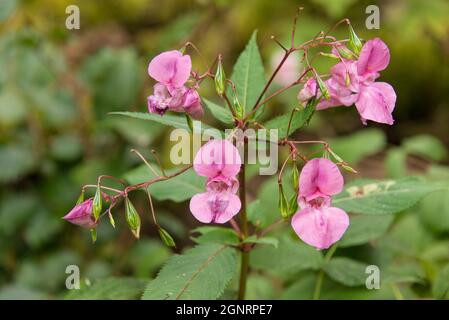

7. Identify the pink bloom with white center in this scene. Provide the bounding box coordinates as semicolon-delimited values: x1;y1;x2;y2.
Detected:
291;158;349;250
63;199;98;229
148;50;191;89
190;140;242;224
299;38;396;125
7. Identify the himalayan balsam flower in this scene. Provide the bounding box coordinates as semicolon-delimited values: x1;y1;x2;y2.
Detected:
147;50;204;119
190;140;242;224
63;198;98;229
298;38;396;125
291;158;349;250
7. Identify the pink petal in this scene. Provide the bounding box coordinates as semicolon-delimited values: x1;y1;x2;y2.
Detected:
148;50;192;88
355;82;396;125
357;38;390;76
63;199;97;229
299;158;344;201
291;206;349;250
189;192;241;224
193;139;241;178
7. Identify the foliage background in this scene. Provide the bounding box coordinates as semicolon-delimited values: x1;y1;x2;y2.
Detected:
0;0;449;299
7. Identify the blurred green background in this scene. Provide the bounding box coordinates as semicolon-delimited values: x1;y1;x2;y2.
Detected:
0;0;449;299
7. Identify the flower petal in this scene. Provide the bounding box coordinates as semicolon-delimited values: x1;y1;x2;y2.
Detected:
63;199;97;229
189;192;241;224
357;38;390;76
148;50;191;88
193;139;241;178
291;206;349;250
355;82;396;125
299;158;344;201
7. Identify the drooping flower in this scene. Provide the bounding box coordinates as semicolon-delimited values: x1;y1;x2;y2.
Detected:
147;83;185;115
193;139;242;179
291;158;349;250
190;139;242;224
148;50;192;89
182;88;204;120
63;199;98;229
299;38;396;125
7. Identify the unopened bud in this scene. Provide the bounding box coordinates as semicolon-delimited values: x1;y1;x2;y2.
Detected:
92;185;102;221
214;58;227;96
348;24;363;55
278;184;289;219
289;194;298;216
335;45;356;60
233;94;244;119
90;229;97;243
125;197;141;239
291;162;299;191
76;191;85;205
158;227;176;248
315;74;330;100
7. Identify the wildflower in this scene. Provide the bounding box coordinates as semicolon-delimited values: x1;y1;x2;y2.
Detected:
148;50;191;89
291;158;349;250
63;199;98;229
190;140;242;224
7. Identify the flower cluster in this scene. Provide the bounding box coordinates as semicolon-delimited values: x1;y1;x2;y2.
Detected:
291;158;349;250
63;198;97;229
299;38;396;125
147;50;204;119
189;139;242;224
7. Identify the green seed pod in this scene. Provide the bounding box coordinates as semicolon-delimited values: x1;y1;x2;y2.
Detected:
278;184;289;219
315;74;330;100
348;24;363;55
125;197;141;239
289;194;299;216
92;185;102;221
291;162;299;191
158;227;176;248
214;59;227;96
76;191;85;205
233;94;244;119
90;229;97;243
336;45;356;60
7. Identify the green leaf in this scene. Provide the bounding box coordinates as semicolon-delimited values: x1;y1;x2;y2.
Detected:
203;99;234;124
324;257;368;287
433;264;449;299
110;112;214;132
264;103;316;139
403;134;447;162
385;148;407;178
243;236;279;248
329;129;386;164
250;235;323;277
419;189;449;233
124;164;205;202
333;177;442;215
142;244;237;300
0;145;36;183
65;277;147;300
339;215;394;247
191;226;240;246
229;30;265;116
383;262;426;285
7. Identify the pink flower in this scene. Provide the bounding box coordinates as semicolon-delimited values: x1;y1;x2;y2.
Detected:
148;50;191;89
190;140;242;224
182;88;204;120
301;38;396;125
63;199;98;229
291;158;349;250
147;83;185;115
193;139;241;179
297;78;318;104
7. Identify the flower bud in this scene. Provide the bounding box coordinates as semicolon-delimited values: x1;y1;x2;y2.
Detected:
63;198;98;229
90;229;97;243
291;162;299;191
92;185;102;221
158;227;176;248
76;191;85;205
214;58;227;96
289;194;298;216
278;184;289;219
183;88;204;120
348;24;363;55
315;74;330;100
125;197;141;239
335;45;356;60
233;94;244;119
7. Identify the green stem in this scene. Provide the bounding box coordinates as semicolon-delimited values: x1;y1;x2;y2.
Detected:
313;244;338;300
237;163;249;300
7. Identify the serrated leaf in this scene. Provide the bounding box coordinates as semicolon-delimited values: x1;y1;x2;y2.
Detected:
333;177;442;215
142;244;237;300
65;277;147;300
324;257;368;287
203;99;234;124
250;235;323;277
191;226;240;246
433;264;449;299
329;129;386;164
110;112;214;132
339;215;394;247
229;30;265;116
124;164;205;202
264;103;316;140
403;134;447;162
